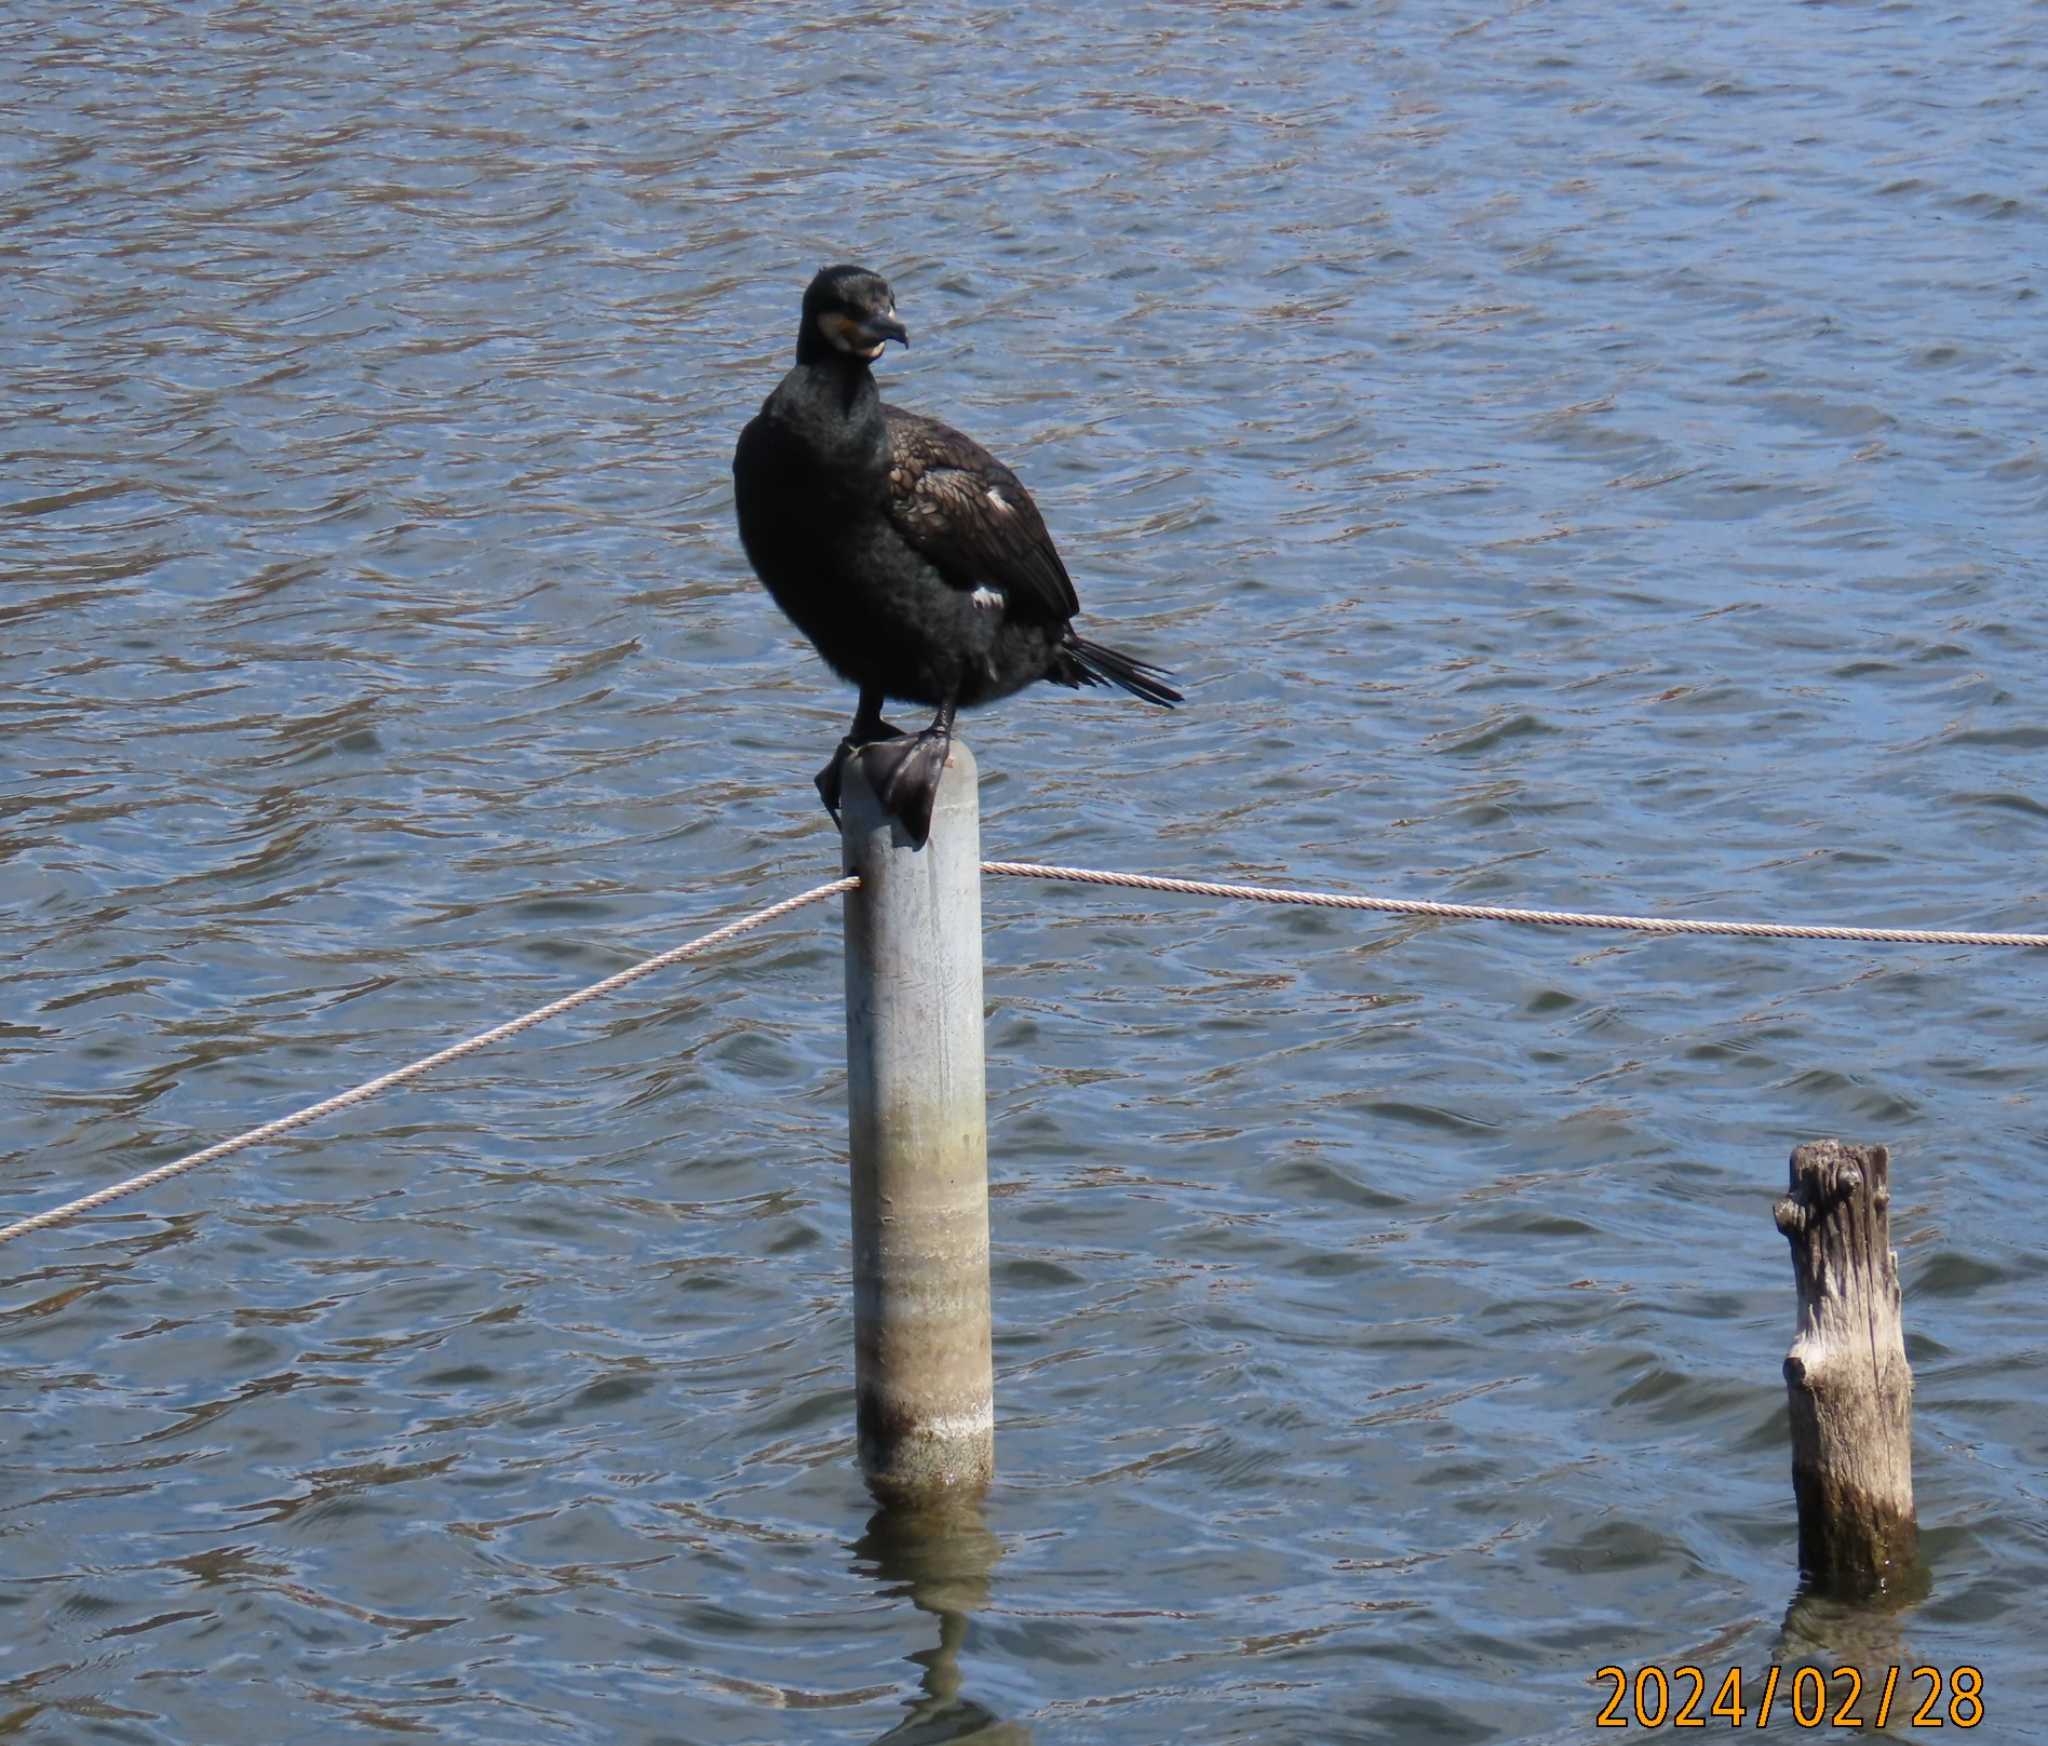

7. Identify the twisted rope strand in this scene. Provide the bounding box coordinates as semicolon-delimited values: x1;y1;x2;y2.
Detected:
980;861;2048;949
0;877;857;1248
9;855;2041;1250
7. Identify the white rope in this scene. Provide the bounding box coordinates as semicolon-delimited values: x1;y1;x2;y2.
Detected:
10;854;2039;1251
0;877;858;1248
981;861;2048;949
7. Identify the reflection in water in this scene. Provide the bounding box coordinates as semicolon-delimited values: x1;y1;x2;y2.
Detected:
1774;1564;1933;1732
852;1496;1030;1746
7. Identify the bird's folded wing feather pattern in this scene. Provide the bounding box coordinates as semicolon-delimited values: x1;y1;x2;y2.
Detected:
882;405;1081;623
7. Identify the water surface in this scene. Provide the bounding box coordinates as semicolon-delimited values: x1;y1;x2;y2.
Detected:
4;3;2045;1742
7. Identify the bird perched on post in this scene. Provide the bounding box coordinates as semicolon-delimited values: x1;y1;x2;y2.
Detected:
732;263;1181;847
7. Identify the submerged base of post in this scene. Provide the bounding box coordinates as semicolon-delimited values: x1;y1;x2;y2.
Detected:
841;740;993;1500
1774;1138;1917;1596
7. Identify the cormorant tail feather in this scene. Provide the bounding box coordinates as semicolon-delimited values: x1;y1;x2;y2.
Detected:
1064;637;1183;708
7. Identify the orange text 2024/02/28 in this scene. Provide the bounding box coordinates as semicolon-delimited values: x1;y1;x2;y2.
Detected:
1593;1663;1984;1729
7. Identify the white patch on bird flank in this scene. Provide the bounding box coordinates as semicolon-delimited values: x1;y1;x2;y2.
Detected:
970;586;1003;611
986;489;1011;513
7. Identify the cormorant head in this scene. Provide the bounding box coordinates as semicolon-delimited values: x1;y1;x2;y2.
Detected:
798;263;909;365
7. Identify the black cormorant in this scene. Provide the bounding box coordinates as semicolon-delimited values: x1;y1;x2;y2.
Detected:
733;263;1181;846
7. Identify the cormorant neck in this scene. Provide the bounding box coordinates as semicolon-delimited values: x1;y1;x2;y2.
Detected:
790;337;881;417
795;323;881;369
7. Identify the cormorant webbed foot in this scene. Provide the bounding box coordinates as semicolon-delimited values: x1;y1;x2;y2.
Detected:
815;717;906;825
856;723;953;848
815;738;857;825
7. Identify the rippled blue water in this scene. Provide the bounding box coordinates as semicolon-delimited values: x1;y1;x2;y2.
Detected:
4;3;2045;1741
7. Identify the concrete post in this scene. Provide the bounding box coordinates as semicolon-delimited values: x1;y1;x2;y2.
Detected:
840;740;994;1499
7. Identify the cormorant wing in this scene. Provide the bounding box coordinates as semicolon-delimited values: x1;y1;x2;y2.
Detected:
882;405;1081;624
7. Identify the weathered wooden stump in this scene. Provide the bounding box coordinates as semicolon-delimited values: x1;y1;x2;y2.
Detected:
1773;1138;1917;1596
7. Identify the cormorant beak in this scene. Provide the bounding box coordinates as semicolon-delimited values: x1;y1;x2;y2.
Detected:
860;312;909;350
